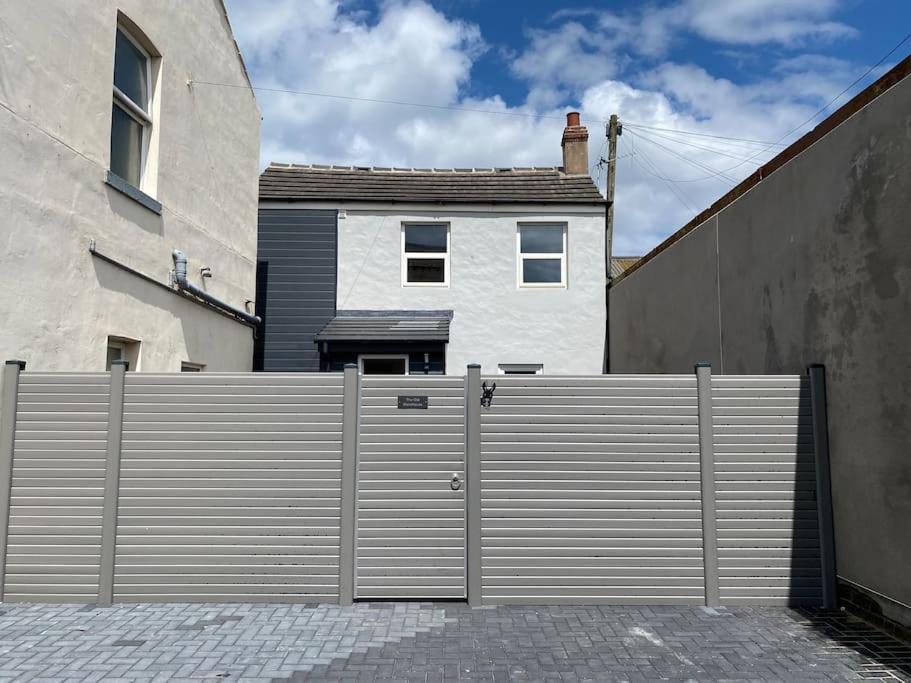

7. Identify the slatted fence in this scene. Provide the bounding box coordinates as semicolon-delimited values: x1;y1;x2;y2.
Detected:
479;375;704;604
0;361;833;607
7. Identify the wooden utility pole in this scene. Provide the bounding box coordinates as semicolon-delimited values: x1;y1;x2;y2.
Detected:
605;114;620;278
603;114;620;374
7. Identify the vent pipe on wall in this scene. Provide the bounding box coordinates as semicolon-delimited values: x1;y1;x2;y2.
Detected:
172;250;261;326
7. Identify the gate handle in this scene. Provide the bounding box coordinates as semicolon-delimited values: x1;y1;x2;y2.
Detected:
450;473;462;491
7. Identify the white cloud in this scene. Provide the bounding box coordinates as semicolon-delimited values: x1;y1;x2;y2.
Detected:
224;0;865;255
682;0;857;46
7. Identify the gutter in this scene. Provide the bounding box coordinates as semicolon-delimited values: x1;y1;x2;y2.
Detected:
171;250;261;326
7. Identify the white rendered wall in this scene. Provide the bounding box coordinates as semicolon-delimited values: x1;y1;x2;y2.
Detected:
0;0;260;371
330;205;606;375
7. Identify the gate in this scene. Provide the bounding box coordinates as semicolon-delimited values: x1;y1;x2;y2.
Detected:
354;376;466;599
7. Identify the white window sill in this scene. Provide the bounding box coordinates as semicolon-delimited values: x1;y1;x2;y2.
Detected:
105;170;161;215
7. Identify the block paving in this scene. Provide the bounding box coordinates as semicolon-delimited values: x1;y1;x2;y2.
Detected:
0;602;907;681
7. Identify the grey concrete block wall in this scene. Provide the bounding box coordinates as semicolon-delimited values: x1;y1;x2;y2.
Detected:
608;66;911;620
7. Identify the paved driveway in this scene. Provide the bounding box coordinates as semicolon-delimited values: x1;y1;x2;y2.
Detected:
0;602;908;682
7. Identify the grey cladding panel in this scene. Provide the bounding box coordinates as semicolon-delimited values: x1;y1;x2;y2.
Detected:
711;376;822;605
6;373;110;602
479;375;704;605
257;209;337;372
114;373;345;602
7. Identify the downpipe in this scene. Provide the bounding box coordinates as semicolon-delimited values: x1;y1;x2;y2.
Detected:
172;250;261;326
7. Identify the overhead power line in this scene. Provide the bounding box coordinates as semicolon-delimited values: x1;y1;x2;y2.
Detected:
630;144;696;212
193;29;910;164
189;80;568;121
623;123;787;147
628;127;766;163
626;129;739;184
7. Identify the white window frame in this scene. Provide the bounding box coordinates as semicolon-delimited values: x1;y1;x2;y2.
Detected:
517;223;567;288
401;223;450;287
112;24;153;190
498;363;544;375
358;354;410;375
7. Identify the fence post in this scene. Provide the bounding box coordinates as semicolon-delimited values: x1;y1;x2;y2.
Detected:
0;360;25;600
98;360;127;606
466;364;482;607
338;364;359;606
808;364;837;609
695;362;720;607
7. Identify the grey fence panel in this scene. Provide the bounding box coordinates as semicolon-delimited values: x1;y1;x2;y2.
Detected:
114;373;344;602
6;373;110;602
356;376;466;599
480;375;703;604
711;376;822;605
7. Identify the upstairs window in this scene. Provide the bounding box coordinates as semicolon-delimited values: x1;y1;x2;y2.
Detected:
518;224;567;287
402;224;449;286
111;26;152;189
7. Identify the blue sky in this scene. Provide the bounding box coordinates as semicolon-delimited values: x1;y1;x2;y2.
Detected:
223;0;911;254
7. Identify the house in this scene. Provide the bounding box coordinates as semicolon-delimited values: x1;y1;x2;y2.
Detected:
0;1;261;372
255;114;607;375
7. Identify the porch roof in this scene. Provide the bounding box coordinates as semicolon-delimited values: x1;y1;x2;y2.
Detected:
315;310;452;342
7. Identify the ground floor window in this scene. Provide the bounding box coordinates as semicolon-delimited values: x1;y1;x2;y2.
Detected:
106;336;140;370
181;362;205;372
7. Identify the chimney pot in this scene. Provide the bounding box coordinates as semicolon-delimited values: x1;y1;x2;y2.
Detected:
561;112;589;175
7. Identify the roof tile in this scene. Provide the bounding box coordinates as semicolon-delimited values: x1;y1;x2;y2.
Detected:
260;164;605;204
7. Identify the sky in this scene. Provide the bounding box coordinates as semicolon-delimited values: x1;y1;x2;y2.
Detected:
221;0;911;256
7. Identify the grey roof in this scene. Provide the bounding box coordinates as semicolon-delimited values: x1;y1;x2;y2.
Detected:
315;310;453;342
610;256;640;278
260;164;605;204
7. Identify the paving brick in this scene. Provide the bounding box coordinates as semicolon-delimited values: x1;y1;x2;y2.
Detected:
0;603;908;681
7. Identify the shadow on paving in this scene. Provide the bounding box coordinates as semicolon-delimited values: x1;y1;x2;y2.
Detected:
275;604;911;682
792;608;911;682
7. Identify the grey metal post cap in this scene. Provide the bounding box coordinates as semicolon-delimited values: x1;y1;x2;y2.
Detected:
4;360;26;369
694;362;711;369
343;363;357;369
111;360;130;370
467;363;481;369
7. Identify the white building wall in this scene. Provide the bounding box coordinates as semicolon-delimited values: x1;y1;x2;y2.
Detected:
333;206;606;374
0;0;260;371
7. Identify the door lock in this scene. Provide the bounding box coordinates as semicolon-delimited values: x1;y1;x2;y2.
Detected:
450;473;462;491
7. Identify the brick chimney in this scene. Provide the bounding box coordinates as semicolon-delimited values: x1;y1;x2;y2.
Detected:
561;111;589;175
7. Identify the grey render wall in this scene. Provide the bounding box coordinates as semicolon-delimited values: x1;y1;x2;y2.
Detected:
609;70;911;617
256;209;338;372
0;0;260;373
